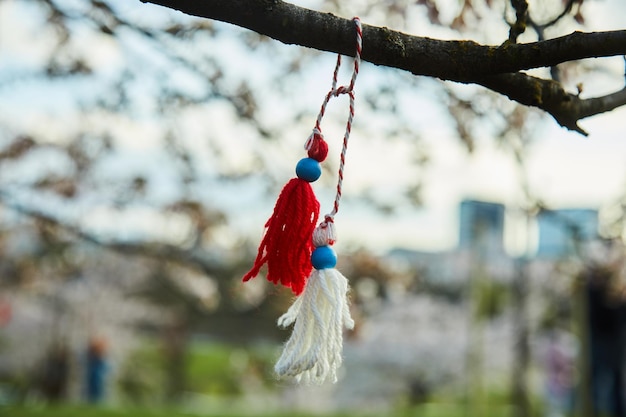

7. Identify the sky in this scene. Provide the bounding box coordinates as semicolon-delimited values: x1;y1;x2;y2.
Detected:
1;0;626;256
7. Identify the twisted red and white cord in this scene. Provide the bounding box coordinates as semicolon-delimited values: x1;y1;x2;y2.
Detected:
305;16;362;226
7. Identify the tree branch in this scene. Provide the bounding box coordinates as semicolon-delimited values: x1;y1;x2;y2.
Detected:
141;0;626;133
142;0;626;80
477;73;626;135
0;193;228;277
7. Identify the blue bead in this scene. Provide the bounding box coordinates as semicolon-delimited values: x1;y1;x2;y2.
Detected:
295;158;321;182
311;245;337;270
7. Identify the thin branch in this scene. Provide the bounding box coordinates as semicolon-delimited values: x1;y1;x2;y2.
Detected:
508;0;529;44
477;73;626;135
526;0;580;81
532;0;578;31
0;192;228;277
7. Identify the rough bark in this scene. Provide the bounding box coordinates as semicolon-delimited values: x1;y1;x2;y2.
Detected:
141;0;626;135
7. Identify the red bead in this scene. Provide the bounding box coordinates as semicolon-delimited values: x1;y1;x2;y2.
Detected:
307;133;329;162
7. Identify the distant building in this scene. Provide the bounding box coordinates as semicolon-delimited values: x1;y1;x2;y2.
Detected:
458;199;505;256
389;201;599;284
536;208;598;258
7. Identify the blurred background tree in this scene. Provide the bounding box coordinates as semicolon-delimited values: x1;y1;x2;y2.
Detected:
1;0;626;415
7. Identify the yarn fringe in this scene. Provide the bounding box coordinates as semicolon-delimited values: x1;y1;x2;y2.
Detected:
275;268;354;384
243;178;319;295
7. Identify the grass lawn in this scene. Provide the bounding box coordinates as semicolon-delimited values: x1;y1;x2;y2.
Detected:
0;405;197;417
0;404;377;417
1;405;176;417
0;403;523;417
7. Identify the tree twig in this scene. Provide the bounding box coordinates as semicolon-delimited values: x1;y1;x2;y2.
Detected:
0;192;228;277
477;74;626;135
508;0;529;43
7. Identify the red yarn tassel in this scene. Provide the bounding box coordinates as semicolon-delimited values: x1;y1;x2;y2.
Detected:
243;178;320;295
244;131;327;295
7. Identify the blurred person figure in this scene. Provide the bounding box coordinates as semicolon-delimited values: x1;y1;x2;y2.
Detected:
85;336;109;404
40;344;70;402
543;330;576;417
587;266;626;417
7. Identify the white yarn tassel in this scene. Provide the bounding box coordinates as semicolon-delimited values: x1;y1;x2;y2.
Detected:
275;267;354;384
